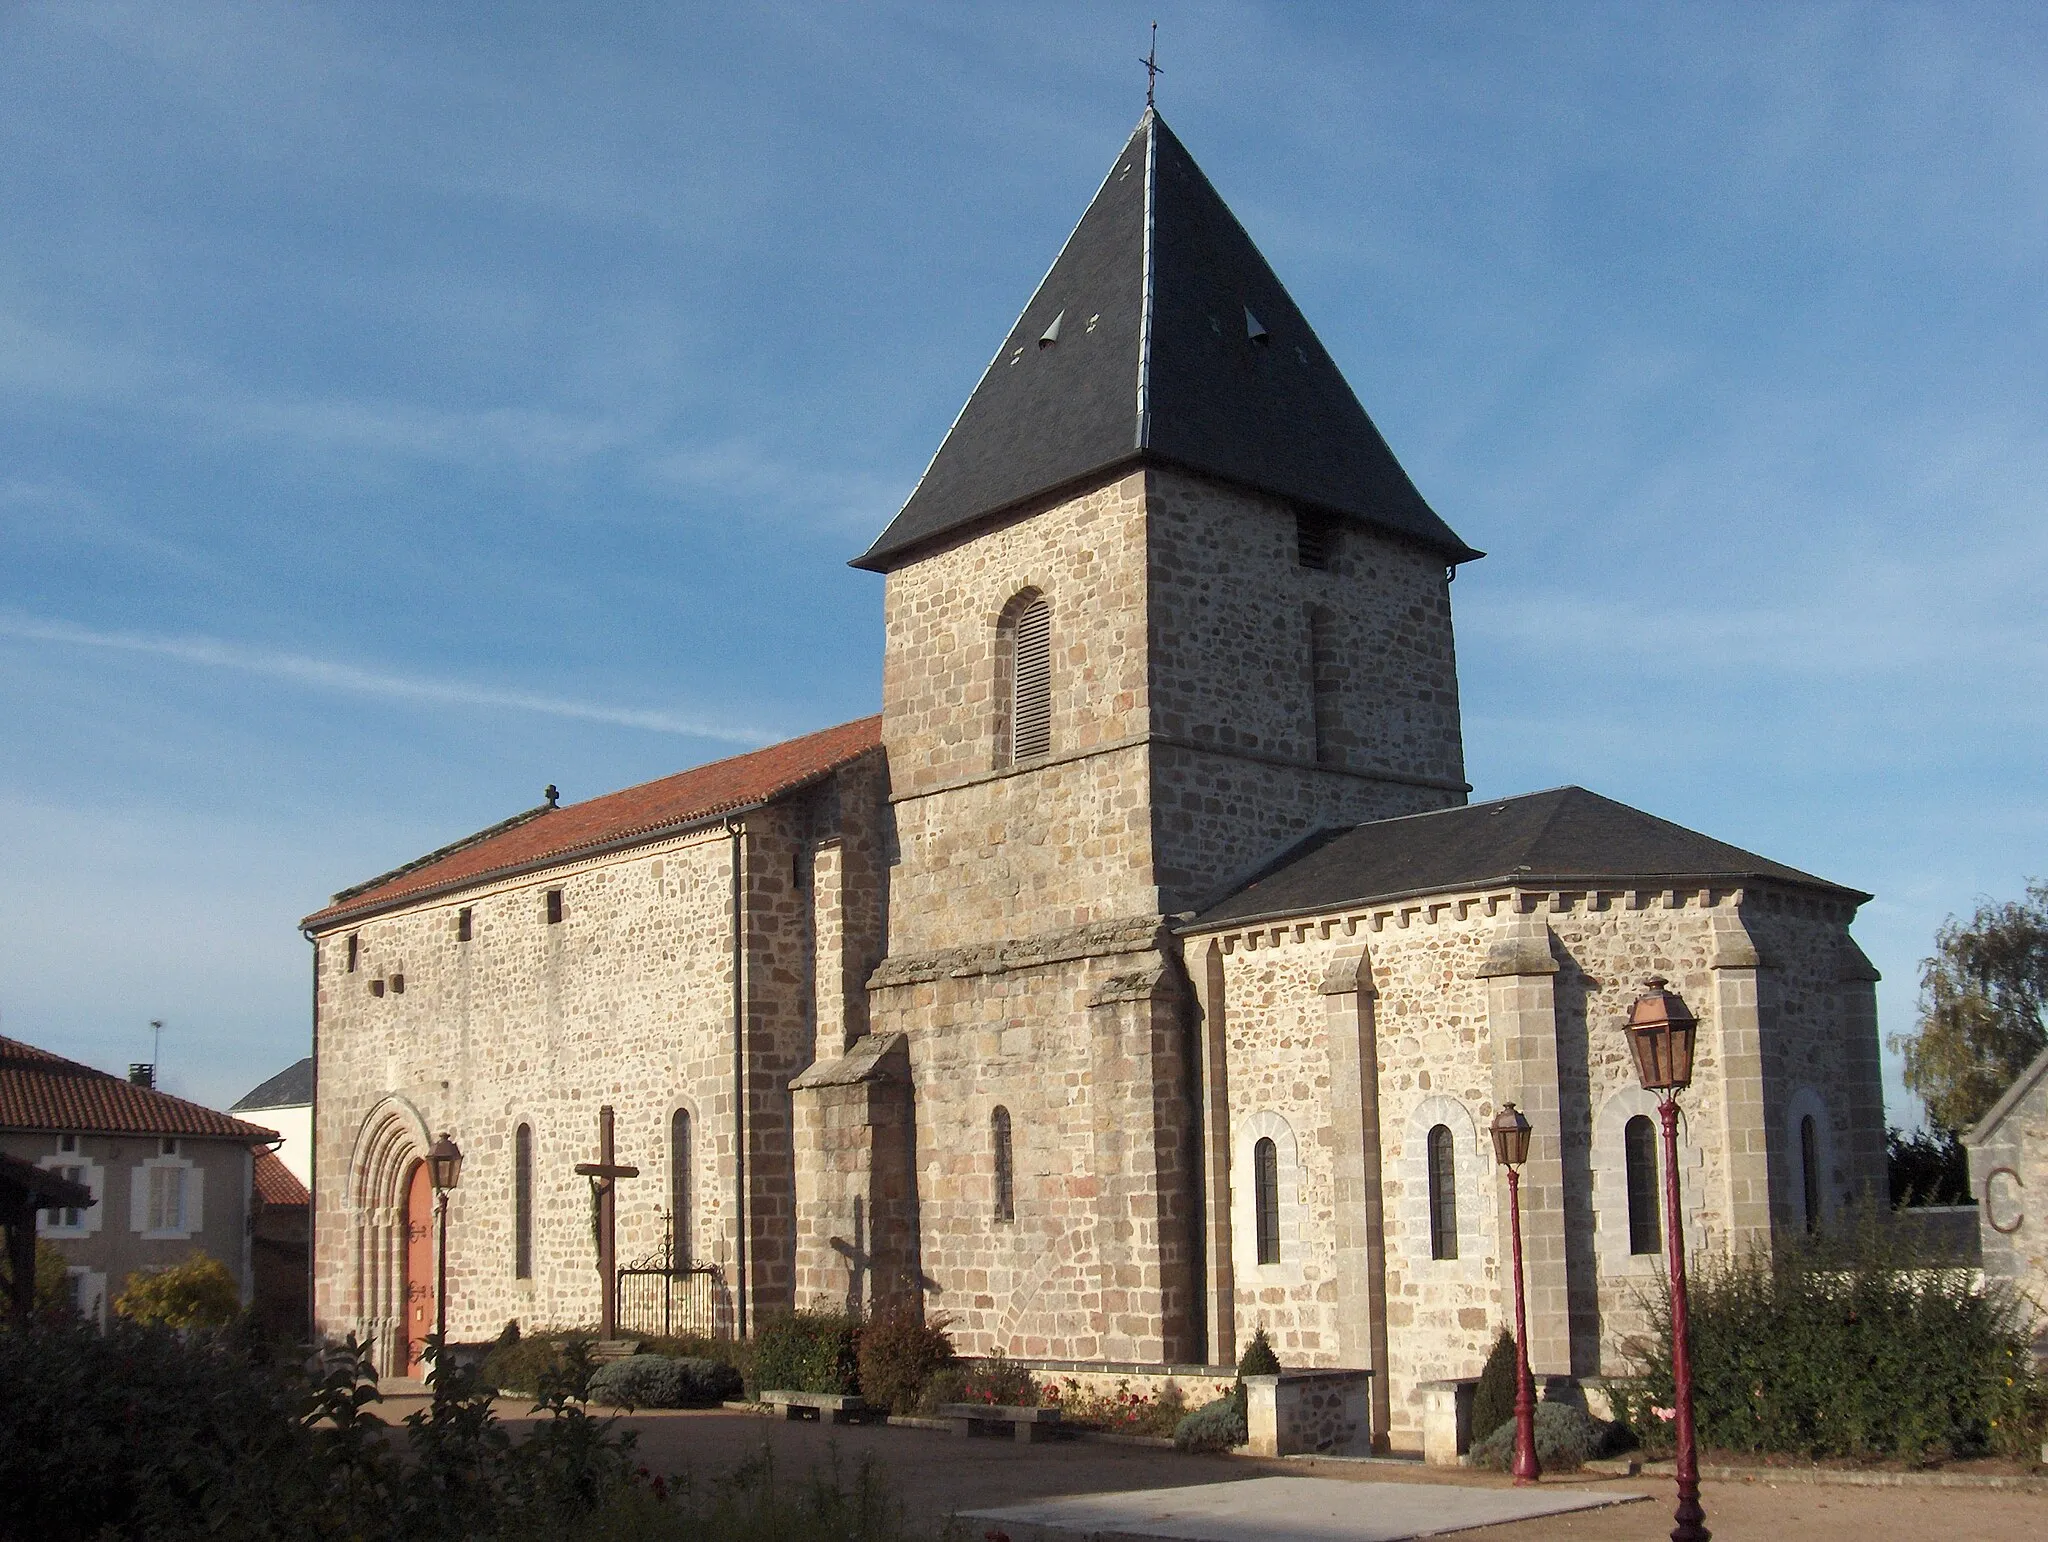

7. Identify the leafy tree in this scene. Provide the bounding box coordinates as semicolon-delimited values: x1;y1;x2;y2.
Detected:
114;1251;240;1329
1886;1124;1971;1207
0;1238;76;1327
1891;880;2048;1131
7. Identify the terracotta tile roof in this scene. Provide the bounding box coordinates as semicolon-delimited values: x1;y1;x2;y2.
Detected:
252;1146;309;1208
0;1037;280;1142
303;714;883;929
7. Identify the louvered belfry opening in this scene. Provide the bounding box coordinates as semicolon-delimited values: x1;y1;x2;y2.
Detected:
1011;598;1053;761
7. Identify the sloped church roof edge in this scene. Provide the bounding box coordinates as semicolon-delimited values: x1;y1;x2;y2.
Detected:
851;110;1482;573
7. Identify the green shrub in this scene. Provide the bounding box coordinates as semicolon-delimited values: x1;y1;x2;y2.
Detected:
483;1328;588;1396
1468;1401;1628;1472
1236;1326;1281;1378
752;1308;862;1396
921;1349;1041;1410
636;1332;752;1387
1469;1328;1518;1450
1173;1393;1249;1452
855;1303;954;1415
1628;1218;2046;1461
113;1251;241;1330
587;1354;740;1409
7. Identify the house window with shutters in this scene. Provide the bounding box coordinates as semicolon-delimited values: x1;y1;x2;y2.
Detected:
132;1152;200;1240
996;591;1053;767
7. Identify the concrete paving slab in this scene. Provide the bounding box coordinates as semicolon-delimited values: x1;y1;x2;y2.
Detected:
965;1474;1648;1542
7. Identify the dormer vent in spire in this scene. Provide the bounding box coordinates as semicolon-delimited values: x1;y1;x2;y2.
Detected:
1244;307;1269;346
1039;310;1064;349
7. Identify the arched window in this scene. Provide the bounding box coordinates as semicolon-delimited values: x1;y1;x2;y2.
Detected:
1624;1115;1660;1255
992;1106;1015;1222
671;1109;693;1266
1800;1115;1822;1234
513;1123;533;1279
1254;1136;1281;1264
1426;1124;1458;1260
1010;597;1052;762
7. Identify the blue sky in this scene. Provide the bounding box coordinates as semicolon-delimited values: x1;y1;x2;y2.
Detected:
1;2;2041;1123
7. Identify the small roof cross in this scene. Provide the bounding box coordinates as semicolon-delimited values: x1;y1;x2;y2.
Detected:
1141;21;1163;110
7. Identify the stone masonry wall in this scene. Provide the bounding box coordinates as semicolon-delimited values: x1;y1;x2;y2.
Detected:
311;758;884;1359
1188;881;1881;1451
867;925;1199;1365
1145;468;1465;909
880;471;1160;951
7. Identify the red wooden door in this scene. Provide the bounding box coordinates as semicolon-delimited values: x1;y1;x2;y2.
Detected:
402;1160;434;1377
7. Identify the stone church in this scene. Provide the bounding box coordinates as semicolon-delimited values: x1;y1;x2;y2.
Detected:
305;110;1887;1447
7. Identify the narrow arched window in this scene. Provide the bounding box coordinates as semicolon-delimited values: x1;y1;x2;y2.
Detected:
513;1123;533;1279
1254;1137;1281;1264
1011;598;1052;761
992;1106;1014;1222
1625;1114;1661;1255
671;1109;693;1266
1307;605;1341;766
1427;1124;1459;1260
1800;1115;1822;1234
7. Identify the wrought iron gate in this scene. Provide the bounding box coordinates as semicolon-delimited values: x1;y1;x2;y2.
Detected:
615;1213;732;1339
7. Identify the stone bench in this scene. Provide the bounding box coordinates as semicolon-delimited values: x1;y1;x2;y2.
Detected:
1242;1370;1374;1457
761;1390;873;1424
937;1402;1063;1443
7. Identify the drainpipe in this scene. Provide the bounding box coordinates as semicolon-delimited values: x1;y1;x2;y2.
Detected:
303;926;320;1347
728;820;748;1339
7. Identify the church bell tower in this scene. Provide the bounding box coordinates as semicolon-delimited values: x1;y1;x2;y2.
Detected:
844;109;1481;1361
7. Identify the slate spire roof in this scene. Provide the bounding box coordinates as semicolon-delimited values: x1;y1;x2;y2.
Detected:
854;110;1480;571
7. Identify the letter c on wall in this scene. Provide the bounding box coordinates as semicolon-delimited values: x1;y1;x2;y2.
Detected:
1986;1165;2024;1235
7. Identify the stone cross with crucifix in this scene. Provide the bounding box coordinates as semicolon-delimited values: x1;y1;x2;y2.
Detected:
574;1104;639;1341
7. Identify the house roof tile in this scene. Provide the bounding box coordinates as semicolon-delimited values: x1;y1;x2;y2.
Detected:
1;1037;279;1142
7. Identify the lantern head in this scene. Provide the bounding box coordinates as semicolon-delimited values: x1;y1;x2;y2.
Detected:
1623;977;1698;1094
1490;1103;1533;1169
426;1132;464;1192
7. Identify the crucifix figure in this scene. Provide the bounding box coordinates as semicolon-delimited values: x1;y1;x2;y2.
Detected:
574;1104;640;1340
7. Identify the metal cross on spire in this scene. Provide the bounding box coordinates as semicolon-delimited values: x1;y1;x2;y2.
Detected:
1141;21;1163;109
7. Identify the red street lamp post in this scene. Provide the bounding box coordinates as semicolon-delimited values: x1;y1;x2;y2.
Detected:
425;1132;464;1395
1622;979;1710;1542
1489;1103;1540;1486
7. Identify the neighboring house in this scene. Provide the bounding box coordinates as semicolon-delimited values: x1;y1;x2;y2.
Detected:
1965;1045;2048;1315
250;1144;311;1341
0;1036;278;1320
234;1057;312;1189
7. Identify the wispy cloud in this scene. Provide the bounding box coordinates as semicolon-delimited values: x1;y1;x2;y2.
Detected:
0;310;633;469
0;614;770;744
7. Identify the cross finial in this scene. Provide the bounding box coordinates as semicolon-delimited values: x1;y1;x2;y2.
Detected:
1140;21;1163;110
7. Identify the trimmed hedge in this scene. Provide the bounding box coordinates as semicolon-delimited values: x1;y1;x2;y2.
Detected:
1173;1394;1248;1453
1469;1401;1630;1472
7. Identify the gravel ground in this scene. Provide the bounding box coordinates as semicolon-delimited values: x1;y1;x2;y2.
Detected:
377;1397;2048;1540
